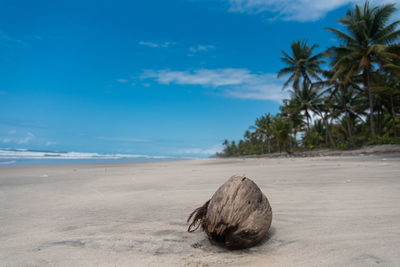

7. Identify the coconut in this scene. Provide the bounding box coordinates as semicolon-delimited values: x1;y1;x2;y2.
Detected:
187;175;272;249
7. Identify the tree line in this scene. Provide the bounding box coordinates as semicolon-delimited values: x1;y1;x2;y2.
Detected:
217;1;400;157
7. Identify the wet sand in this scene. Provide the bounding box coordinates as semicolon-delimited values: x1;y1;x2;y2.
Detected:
1;154;400;266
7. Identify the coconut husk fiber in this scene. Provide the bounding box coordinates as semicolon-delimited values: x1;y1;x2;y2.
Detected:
187;175;272;249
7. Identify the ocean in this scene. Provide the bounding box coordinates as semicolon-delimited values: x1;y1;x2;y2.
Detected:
0;148;178;166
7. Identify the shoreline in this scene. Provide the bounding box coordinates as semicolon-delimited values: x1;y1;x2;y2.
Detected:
0;157;188;168
2;144;400;168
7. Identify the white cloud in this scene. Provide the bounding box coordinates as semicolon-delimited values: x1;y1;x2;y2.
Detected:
0;30;26;47
138;41;176;48
116;78;129;83
96;136;150;143
45;141;56;146
138;41;159;48
225;0;399;22
189;45;215;53
1;132;57;146
143;68;252;86
162;41;176;47
142;68;287;102
17;132;35;144
177;144;223;156
0;91;6;95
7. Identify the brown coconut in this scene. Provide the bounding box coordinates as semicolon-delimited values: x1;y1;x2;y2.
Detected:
187;175;272;249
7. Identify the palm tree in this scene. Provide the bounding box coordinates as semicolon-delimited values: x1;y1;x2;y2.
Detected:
314;99;336;148
243;129;258;154
222;139;231;156
332;86;366;144
278;40;325;91
309;120;326;146
371;70;400;137
251;113;273;153
270;116;292;153
280;98;305;150
326;0;400;139
383;45;400;78
317;68;359;147
289;82;325;146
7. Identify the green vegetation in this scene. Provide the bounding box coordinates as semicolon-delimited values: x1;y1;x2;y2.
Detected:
217;1;400;157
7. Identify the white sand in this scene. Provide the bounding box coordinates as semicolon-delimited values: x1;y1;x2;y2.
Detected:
1;155;400;266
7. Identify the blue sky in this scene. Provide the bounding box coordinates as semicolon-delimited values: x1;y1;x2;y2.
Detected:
1;0;398;157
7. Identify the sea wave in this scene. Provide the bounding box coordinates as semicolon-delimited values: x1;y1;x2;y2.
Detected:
0;160;17;165
0;149;170;160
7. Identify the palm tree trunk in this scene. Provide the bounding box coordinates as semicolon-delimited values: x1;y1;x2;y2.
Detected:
391;95;397;138
285;141;291;154
366;70;376;139
306;112;311;146
321;113;335;148
262;137;265;154
324;130;328;145
342;86;355;148
377;98;382;136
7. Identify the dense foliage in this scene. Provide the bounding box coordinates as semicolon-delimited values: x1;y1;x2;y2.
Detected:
217;1;400;157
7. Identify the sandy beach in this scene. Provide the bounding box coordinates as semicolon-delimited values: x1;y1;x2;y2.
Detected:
1;154;400;266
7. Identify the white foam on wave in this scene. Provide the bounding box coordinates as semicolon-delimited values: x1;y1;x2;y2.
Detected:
0;160;17;165
0;149;171;160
